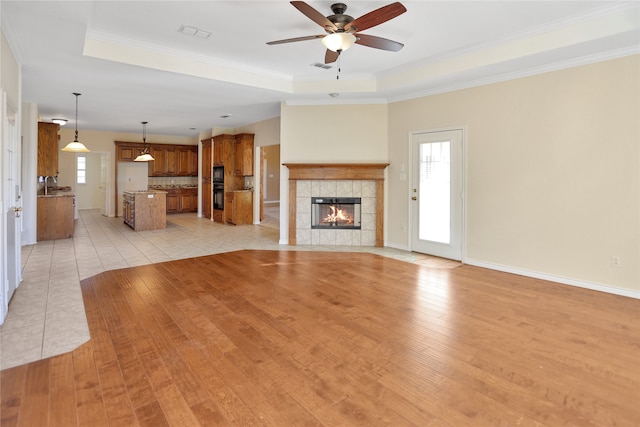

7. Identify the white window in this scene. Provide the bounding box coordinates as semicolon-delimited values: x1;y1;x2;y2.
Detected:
77;155;86;184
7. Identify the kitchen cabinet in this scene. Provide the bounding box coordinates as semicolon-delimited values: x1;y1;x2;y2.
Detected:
37;122;59;177
179;188;198;212
235;133;254;176
166;188;179;213
224;191;253;225
164;187;197;214
116;143;141;162
213;139;224;166
37;195;74;241
115;142;197;177
177;146;198;176
201;138;212;218
123;191;166;231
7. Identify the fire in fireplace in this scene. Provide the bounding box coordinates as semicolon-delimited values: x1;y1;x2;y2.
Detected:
311;197;361;229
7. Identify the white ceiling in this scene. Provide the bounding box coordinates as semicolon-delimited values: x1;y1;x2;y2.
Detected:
2;1;638;137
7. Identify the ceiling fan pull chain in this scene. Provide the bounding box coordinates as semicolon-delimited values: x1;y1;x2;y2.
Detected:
337;52;341;80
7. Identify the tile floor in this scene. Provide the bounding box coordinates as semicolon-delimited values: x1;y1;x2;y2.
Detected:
0;208;460;370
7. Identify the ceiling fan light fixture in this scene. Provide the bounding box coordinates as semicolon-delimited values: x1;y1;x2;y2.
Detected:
52;118;67;126
322;32;356;52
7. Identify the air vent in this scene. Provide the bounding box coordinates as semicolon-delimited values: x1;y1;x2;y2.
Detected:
312;62;332;70
178;25;211;39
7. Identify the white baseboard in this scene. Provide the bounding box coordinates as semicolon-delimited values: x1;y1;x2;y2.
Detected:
465;258;640;299
385;241;410;251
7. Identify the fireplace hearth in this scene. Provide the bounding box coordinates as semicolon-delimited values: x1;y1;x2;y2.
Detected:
311;197;361;229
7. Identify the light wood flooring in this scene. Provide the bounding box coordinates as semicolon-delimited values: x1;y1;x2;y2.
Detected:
1;249;638;426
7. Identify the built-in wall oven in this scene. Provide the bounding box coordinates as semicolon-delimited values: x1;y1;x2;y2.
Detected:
212;166;224;183
213;183;224;210
212;166;224;210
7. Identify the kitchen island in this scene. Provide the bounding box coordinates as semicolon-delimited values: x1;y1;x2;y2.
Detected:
123;190;167;231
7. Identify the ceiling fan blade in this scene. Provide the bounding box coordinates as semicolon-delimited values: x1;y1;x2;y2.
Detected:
267;34;325;45
291;1;337;31
344;2;407;32
355;34;404;52
325;49;340;64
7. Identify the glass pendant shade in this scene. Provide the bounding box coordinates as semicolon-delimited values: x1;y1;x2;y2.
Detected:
134;121;154;162
61;92;90;152
134;152;154;162
61;140;90;152
322;32;356;52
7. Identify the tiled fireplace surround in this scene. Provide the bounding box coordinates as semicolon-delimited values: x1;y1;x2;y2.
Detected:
283;164;389;247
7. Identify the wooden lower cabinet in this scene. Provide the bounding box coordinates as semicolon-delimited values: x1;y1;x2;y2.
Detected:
202;181;212;219
166;189;180;213
224;191;253;225
37;195;74;241
179;188;197;212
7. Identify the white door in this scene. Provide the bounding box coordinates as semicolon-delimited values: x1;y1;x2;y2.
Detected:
411;129;464;260
1;91;21;324
99;153;108;216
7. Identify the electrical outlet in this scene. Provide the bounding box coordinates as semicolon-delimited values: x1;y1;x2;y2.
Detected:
611;256;621;267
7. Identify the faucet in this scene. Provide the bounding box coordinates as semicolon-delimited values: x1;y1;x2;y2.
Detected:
44;176;56;195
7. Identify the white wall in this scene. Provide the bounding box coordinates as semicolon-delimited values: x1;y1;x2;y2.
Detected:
387;55;639;293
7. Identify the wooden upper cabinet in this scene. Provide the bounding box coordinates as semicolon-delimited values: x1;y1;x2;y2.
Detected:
148;146;166;176
117;144;139;161
213;140;224;166
165;147;177;175
235;133;254;176
37;122;60;176
177;146;198;176
201;138;212;177
116;141;197;176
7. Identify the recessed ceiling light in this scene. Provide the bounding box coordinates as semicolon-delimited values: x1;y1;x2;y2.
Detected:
220;114;232;119
52;118;67;125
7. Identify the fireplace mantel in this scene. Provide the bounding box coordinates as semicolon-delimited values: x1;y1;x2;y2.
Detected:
283;163;389;181
283;163;389;246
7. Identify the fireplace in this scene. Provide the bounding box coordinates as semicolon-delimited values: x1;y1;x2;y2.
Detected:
311;197;361;229
283;163;389;247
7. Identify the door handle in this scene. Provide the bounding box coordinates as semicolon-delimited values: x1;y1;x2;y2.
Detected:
13;207;22;217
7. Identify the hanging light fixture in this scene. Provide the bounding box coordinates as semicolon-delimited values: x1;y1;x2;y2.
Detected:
61;92;90;152
134;121;154;162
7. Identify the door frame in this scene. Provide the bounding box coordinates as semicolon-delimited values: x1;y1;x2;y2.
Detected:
408;126;466;261
1;90;22;324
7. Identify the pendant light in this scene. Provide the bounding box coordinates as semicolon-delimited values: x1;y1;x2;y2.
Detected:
134;121;154;162
61;92;90;152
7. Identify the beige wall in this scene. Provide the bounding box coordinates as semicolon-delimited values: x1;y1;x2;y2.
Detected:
57;127;197;217
1;33;19;108
387;55;639;292
262;144;280;202
280;103;388;163
279;103;389;243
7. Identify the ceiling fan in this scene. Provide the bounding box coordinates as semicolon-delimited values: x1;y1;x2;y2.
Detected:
266;1;407;64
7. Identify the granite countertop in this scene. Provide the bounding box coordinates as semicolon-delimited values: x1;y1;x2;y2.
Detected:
37;191;75;198
123;189;168;194
149;185;198;190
